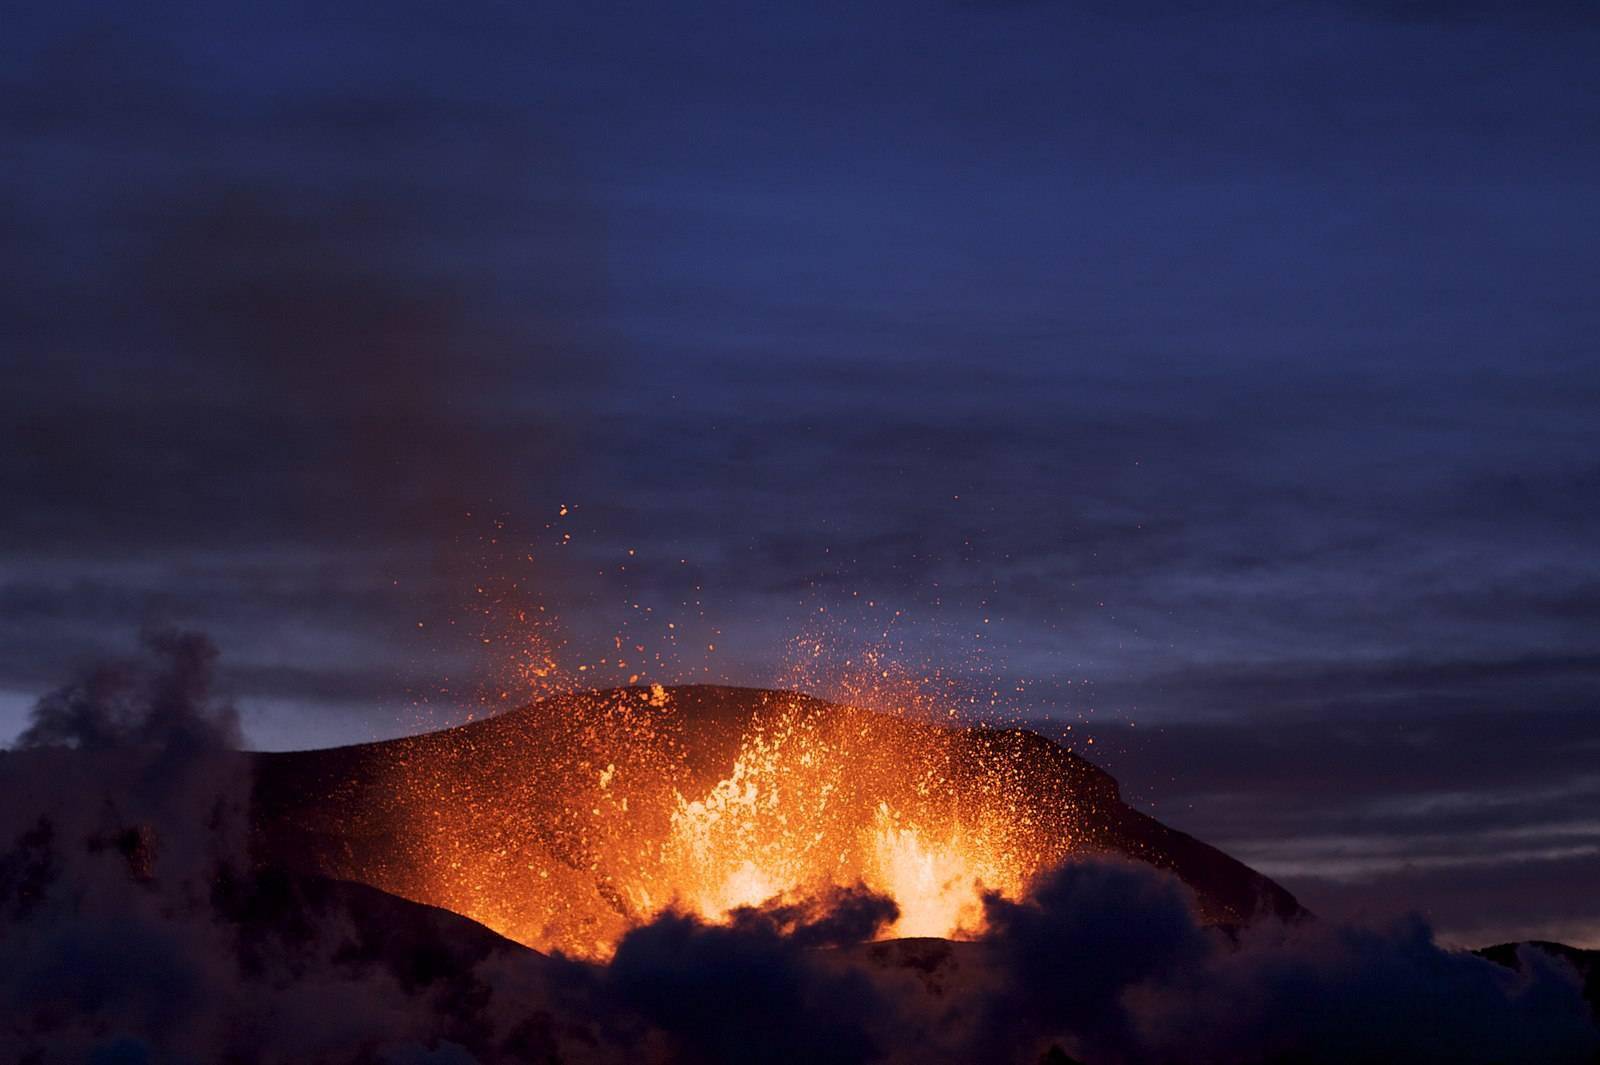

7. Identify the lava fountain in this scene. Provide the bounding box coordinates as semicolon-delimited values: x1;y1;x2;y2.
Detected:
255;684;1100;958
648;693;1033;940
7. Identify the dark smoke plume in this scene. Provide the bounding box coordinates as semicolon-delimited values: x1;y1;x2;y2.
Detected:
17;627;242;752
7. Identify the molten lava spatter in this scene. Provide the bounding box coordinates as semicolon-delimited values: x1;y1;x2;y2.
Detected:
650;696;1035;940
254;686;1090;957
253;684;1307;957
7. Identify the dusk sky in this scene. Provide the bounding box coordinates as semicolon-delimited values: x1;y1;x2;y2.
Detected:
5;0;1599;946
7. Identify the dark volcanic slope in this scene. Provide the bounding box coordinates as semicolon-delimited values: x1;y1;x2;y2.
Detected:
252;685;1303;950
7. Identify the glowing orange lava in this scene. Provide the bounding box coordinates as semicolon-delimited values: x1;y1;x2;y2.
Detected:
648;698;1032;941
311;685;1086;959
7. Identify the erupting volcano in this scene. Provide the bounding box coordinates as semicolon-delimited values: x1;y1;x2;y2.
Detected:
7;652;1596;1064
252;684;1302;958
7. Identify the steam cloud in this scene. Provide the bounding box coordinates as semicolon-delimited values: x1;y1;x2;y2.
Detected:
587;885;901;1065
973;862;1598;1065
590;863;1597;1064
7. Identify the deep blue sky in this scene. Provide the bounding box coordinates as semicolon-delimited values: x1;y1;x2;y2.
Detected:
4;0;1598;944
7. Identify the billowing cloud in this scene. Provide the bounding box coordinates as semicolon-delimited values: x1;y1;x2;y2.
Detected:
18;627;241;752
970;861;1598;1064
